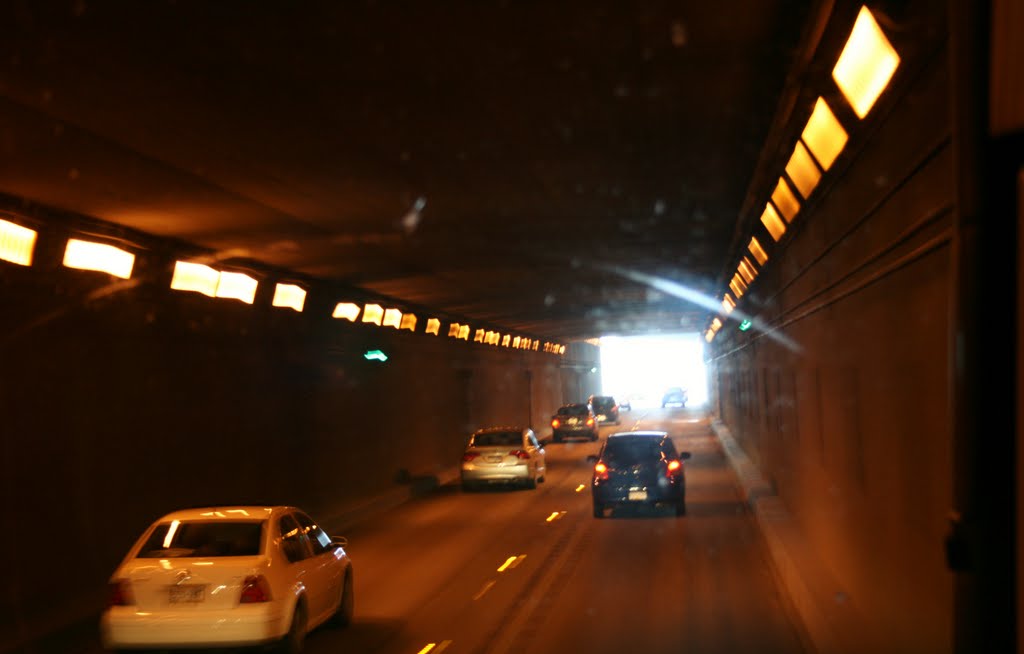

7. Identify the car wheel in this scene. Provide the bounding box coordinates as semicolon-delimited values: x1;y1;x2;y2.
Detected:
462;482;476;492
330;570;354;627
278;602;306;654
524;476;537;490
593;502;605;518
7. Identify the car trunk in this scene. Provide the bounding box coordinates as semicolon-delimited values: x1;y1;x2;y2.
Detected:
469;445;528;467
122;557;265;611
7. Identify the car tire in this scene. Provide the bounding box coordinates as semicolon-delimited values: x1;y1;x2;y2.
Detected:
278;602;306;654
524;476;537;490
593;502;605;518
675;497;687;517
330;570;354;627
461;482;476;492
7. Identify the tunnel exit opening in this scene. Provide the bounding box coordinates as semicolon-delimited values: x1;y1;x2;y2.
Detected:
599;334;708;408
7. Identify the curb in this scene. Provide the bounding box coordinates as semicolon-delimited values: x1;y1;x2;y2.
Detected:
710;419;866;654
314;465;462;535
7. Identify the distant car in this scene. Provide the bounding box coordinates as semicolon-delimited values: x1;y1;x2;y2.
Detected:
590;431;691;518
587;395;620;425
101;506;353;653
550;403;599;442
461;426;546;490
661;387;688;408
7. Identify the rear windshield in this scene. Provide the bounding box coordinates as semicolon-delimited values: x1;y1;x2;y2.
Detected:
603;440;668;467
472;432;521;447
136;520;265;558
557;404;589;416
591;397;615;408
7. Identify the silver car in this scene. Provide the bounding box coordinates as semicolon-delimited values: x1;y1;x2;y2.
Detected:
461;427;546;490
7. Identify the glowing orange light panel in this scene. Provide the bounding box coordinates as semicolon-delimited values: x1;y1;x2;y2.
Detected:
63;239;135;279
833;6;901;119
0;219;37;266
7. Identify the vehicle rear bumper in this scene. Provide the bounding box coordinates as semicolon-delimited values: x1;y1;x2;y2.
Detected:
553;429;597;439
461;463;530;483
592;484;684;505
100;602;289;647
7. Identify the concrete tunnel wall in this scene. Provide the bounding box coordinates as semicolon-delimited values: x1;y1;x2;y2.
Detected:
707;34;953;654
0;257;595;645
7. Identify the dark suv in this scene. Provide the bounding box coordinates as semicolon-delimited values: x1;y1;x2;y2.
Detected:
590;431;691;518
550;403;599;442
587;395;620;425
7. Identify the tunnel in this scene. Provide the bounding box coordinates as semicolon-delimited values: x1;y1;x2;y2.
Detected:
0;1;1021;653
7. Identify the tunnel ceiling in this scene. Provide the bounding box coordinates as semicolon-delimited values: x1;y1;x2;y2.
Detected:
0;0;812;340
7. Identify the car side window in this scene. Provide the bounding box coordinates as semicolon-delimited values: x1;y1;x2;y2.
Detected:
278;513;311;563
294;511;332;555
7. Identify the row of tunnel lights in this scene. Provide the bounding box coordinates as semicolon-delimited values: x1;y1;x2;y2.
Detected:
706;5;902;344
0;220;566;355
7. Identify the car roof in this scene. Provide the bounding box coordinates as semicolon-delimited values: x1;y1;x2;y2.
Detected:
473;426;526;434
607;430;668;440
590;395;615;401
561;402;589;409
155;506;281;522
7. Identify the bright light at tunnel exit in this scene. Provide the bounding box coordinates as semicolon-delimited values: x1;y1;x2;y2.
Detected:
599;334;708;408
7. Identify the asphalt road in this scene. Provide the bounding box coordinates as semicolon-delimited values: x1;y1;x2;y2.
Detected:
29;408;806;654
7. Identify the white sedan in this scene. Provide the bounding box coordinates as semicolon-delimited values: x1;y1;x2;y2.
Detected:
101;506;353;653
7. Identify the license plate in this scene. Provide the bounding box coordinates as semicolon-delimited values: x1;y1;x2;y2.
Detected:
485;455;503;463
568;418;579;425
628;490;647;501
169;585;205;604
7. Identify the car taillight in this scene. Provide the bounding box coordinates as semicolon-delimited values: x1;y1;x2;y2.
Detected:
239;575;272;603
462;452;480;462
586;418;595;426
594;462;609;480
509;450;530;460
667;460;682;473
107;579;134;607
551;418;561;428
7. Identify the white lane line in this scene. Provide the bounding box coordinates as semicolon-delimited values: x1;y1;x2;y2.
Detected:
508;554;527;569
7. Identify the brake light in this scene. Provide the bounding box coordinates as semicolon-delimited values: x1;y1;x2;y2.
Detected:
239;575;272;603
509;450;531;460
667;460;682;473
551;419;561;428
462;452;480;462
107;579;134;607
586;418;595;426
594;461;609;480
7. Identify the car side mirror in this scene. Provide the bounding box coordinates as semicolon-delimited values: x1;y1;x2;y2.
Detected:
332;537;348;549
586;454;599;463
680;452;692;460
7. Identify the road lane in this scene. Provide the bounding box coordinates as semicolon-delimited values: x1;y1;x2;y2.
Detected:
306;408;805;654
28;409;804;654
